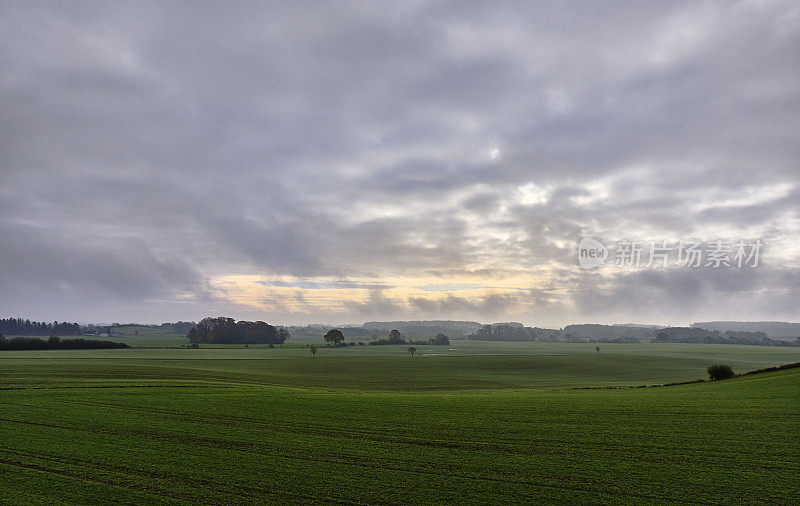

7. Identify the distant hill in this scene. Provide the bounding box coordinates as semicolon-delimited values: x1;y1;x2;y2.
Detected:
489;322;526;328
469;323;666;342
287;324;375;338
563;324;658;340
656;327;798;347
692;321;800;340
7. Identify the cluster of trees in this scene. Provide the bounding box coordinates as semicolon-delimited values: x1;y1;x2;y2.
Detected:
0;318;82;336
187;317;290;344
564;336;640;344
321;329;450;347
368;330;450;346
472;323;560;342
473;323;534;341
370;329;407;345
0;335;128;350
425;333;450;346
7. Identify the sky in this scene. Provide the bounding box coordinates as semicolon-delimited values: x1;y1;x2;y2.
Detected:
1;0;799;327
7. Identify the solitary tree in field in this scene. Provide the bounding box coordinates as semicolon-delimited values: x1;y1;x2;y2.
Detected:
324;329;345;346
310;345;317;358
408;347;416;358
595;345;600;355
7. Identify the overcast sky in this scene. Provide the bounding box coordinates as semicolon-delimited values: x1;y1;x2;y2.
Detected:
1;1;799;326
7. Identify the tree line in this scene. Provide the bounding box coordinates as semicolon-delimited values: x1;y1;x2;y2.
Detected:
0;318;82;336
187;317;290;344
0;334;128;350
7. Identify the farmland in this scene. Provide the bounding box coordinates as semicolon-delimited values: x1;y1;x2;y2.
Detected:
1;342;798;503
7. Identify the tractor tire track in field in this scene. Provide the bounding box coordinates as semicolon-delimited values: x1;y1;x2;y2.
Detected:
0;449;363;506
0;416;711;504
0;457;199;503
4;398;793;473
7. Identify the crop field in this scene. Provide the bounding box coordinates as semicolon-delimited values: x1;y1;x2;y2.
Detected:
1;342;798;504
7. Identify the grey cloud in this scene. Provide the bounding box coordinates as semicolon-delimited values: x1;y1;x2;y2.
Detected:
1;0;798;323
0;221;205;300
572;266;800;323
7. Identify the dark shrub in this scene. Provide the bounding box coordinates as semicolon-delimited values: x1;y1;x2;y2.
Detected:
0;337;127;350
707;364;734;380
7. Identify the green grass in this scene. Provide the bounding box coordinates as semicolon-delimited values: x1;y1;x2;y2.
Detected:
0;342;798;504
2;342;799;390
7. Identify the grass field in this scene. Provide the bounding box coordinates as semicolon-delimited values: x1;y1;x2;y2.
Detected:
1;342;798;503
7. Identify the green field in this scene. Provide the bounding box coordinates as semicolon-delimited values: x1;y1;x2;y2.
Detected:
1;342;798;504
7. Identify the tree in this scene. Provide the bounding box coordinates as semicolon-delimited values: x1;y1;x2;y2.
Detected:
430;333;450;345
708;364;734;380
407;347;416;358
324;329;345;346
388;329;404;344
310;345;317;358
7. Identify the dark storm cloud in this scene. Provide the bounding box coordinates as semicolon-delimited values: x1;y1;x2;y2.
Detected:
1;0;798;323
